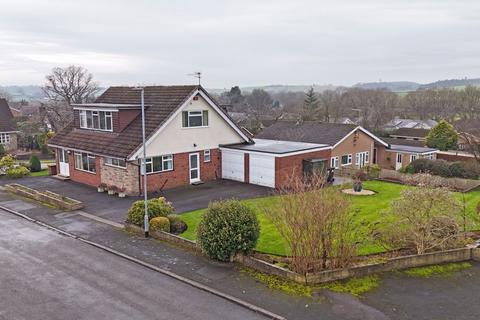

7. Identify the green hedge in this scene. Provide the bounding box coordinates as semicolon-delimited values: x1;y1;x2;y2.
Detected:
126;197;174;226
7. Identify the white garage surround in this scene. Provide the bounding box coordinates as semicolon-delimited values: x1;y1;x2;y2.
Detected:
221;139;331;188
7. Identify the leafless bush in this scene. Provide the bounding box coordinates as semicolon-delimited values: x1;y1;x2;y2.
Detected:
265;174;358;274
381;182;462;255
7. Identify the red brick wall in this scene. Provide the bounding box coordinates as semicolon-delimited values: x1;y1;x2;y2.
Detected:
68;153;102;187
437;152;473;162
141;149;221;193
244;153;250;183
275;149;331;189
117;110;140;131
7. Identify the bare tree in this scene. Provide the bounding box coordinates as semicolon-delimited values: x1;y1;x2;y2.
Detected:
42;65;99;130
43;65;99;104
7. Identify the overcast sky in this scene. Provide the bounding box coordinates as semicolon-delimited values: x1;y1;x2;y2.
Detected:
1;0;479;88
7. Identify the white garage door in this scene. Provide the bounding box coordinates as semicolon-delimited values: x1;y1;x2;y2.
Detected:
249;153;275;188
221;150;244;182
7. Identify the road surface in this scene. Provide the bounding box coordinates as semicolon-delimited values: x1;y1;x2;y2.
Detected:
0;209;268;320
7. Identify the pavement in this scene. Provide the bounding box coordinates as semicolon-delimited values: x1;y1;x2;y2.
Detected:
0;210;268;320
0;176;272;223
2;177;480;319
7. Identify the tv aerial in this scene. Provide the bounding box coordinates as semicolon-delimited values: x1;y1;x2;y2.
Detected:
188;72;202;85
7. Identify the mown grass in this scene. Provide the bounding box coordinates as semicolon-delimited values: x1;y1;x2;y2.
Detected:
180;181;480;257
242;267;381;297
29;169;49;177
403;262;472;278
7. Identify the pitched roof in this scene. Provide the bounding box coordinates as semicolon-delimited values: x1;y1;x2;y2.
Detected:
255;120;358;146
390;128;430;138
0;98;16;132
382;137;426;147
49;85;235;158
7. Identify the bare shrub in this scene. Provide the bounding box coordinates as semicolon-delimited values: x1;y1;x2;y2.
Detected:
381;182;462;255
265;174;358;274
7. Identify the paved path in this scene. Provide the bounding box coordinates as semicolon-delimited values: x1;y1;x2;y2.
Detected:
0;209;268;320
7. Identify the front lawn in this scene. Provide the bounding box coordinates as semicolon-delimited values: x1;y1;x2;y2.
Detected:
30;169;49;177
180;181;480;256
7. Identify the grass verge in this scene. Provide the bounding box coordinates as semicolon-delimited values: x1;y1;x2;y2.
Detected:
403;262;472;278
242;267;381;297
30;169;49;177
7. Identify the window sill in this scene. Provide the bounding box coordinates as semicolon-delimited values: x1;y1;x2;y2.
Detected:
74;168;96;175
145;168;174;175
79;127;114;133
181;126;209;130
104;164;127;170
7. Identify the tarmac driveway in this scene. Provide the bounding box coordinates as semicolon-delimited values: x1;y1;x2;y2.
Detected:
0;176;272;223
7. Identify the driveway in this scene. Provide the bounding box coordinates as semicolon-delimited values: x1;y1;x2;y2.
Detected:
0;209;268;320
0;176;272;223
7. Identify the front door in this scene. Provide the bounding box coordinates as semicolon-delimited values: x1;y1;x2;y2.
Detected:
59;149;70;177
189;153;200;183
395;153;403;170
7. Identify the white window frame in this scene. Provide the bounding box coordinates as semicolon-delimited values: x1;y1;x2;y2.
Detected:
356;151;369;166
204;149;211;162
0;133;10;144
330;156;339;169
79;109;113;132
410;154;417;162
396;153;403;163
74;152;96;173
105;157;127;169
182;110;209;128
144;154;174;174
341;154;352;166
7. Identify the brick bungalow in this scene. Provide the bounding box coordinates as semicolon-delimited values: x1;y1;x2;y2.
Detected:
255;121;389;171
0;98;18;153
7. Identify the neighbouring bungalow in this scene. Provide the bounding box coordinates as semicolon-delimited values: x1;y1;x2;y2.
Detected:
0;98;19;153
254;121;389;171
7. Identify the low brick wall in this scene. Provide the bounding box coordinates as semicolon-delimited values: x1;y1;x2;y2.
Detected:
124;220;480;284
5;183;83;211
124;222;200;252
306;248;474;284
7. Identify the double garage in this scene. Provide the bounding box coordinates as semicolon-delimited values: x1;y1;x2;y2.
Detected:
220;139;332;189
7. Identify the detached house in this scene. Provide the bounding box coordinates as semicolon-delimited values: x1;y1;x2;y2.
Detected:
0;98;18;153
48;86;252;195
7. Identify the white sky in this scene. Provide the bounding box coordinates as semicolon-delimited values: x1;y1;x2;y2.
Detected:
1;0;479;88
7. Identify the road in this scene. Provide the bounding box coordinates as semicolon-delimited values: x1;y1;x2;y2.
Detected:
0;209;268;320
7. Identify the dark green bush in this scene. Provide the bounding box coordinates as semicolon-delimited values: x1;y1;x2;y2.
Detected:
167;214;187;234
150;216;170;233
430;159;451;177
0;144;5;157
197;199;260;262
406;158;480;179
29;155;42;172
126;197;174;226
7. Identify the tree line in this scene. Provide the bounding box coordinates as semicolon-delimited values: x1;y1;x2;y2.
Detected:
219;85;480;132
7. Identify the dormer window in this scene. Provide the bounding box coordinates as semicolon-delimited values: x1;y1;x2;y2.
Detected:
79;110;113;131
182;110;208;128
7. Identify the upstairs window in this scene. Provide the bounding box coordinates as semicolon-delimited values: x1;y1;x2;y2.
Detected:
0;133;10;144
79;110;113;131
182;110;208;128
